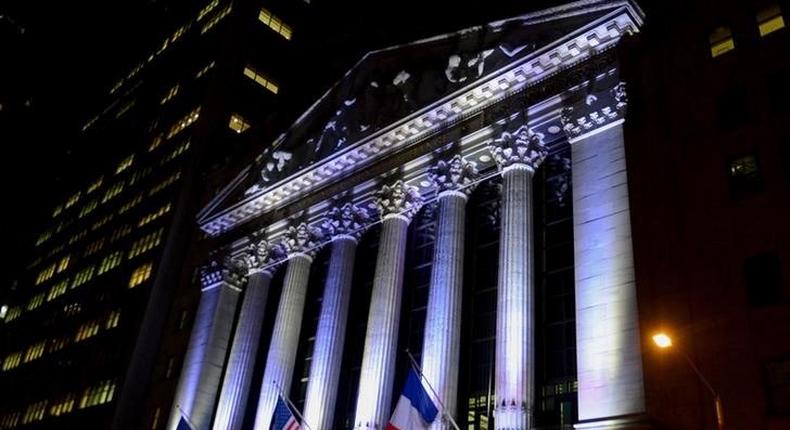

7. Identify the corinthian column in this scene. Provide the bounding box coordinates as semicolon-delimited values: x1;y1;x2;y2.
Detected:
253;223;324;430
167;257;246;430
563;83;648;429
421;155;478;429
488;125;547;430
213;239;282;430
303;203;371;430
354;181;423;430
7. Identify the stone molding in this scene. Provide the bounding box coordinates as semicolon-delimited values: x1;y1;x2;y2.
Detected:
280;222;325;259
200;256;247;290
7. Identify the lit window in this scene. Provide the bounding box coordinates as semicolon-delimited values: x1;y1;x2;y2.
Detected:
728;153;763;197
116;154;135;174
139;203;172;227
118;193;144;214
78;200;98;218
56;255;70;273
35;230;52;247
162;140;191;164
84;239;105;257
258;8;293;40
47;280;69;301
149;171;182;196
105;309;121;329
65;192;81;209
166;107;201;139
197;0;219;21
129;263;153;288
710;26;735;57
78;380;116;409
75;320;101;342
229;114;250;133
128;229;164;259
98;251;124;275
21;400;47;424
26;294;45;312
148;134;164;151
758;5;785;37
2;351;22;371
201;4;232;34
243;66;279;94
170;24;190;44
52;205;63;218
161;84;180;105
71;266;95;289
50;393;76;417
102;181;125;203
0;304;7;319
195;61;215;79
87;177;103;194
4;306;22;323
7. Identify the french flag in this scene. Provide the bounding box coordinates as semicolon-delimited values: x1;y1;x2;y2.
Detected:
387;368;439;430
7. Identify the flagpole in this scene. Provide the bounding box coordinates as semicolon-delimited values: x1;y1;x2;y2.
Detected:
405;350;461;430
176;404;198;430
272;380;314;430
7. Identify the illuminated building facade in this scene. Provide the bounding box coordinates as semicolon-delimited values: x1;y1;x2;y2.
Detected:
170;2;650;429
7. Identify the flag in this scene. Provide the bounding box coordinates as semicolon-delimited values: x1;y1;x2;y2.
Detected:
387;368;439;430
176;416;194;430
271;397;301;430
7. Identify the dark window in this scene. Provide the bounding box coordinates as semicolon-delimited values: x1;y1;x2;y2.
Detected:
784;139;790;181
727;153;764;197
717;86;750;129
766;70;790;113
765;358;790;415
744;253;784;306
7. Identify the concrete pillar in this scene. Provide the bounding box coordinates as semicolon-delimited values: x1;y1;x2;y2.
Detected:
253;223;324;430
213;239;281;430
487;125;547;430
303;203;370;430
560;82;647;429
354;181;423;430
167;258;246;430
569;121;647;429
421;155;477;429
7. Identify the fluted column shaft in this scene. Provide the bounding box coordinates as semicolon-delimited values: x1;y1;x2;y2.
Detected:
303;236;359;430
253;254;313;430
571;123;646;428
167;281;241;430
421;191;467;429
495;164;534;430
213;270;273;430
353;215;411;429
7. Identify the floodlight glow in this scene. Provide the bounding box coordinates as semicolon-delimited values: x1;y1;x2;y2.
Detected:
652;333;673;349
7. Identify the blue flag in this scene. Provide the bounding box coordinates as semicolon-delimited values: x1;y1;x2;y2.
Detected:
271;397;301;430
177;416;194;430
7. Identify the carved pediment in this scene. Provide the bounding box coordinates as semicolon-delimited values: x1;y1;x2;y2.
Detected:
197;0;644;236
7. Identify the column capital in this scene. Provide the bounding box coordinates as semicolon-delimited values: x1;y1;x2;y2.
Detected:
561;81;627;141
200;255;246;291
429;154;479;199
280;222;325;260
374;180;423;222
488;124;547;172
241;237;283;276
321;202;371;242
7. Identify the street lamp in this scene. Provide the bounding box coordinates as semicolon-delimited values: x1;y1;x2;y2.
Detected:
652;332;725;430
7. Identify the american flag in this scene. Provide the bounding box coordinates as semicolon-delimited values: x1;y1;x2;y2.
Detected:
271;397;301;430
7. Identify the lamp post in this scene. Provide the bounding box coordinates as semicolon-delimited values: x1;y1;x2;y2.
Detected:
652;333;724;430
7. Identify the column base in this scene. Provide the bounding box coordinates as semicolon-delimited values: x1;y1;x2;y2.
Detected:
575;414;651;430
